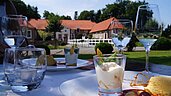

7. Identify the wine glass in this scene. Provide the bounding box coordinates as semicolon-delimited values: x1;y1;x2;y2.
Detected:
1;15;28;48
111;19;133;53
135;4;162;72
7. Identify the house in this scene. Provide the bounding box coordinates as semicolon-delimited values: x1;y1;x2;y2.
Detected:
28;17;122;44
28;19;49;42
29;19;48;31
59;20;96;43
90;17;123;39
28;19;96;43
26;22;37;40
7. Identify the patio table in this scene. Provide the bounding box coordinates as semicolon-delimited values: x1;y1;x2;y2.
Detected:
0;64;163;96
0;64;96;96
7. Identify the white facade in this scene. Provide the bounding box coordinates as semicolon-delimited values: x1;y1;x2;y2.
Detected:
56;27;70;43
92;31;110;39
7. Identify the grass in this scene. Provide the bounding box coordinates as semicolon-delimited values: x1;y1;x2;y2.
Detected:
125;50;171;66
53;50;171;66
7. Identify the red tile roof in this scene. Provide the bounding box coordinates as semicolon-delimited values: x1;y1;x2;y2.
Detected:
90;17;122;33
27;22;35;29
61;20;96;30
29;19;48;30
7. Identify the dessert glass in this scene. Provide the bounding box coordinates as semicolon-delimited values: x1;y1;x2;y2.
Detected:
93;54;126;95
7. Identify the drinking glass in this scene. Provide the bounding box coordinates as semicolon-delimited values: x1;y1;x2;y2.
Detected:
135;4;162;72
93;54;126;96
111;19;133;53
1;15;28;48
64;47;79;66
3;48;47;93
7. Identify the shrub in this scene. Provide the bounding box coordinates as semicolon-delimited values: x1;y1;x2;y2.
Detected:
48;44;55;49
126;33;138;51
95;42;113;54
35;45;51;55
58;40;67;46
151;37;171;50
45;36;52;40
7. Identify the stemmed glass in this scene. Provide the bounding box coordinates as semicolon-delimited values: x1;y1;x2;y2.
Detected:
111;19;133;54
0;15;28;94
135;4;162;72
1;15;28;48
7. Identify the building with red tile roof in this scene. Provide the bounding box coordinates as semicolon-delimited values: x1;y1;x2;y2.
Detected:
26;22;39;41
28;19;96;43
28;17;123;42
90;17;123;39
29;19;48;30
28;19;49;42
58;20;96;42
61;20;96;30
90;17;114;33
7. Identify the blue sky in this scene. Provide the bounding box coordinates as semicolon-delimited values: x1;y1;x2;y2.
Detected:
23;0;171;27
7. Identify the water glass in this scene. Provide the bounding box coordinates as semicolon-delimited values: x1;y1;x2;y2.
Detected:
3;48;47;93
93;54;126;95
64;47;79;66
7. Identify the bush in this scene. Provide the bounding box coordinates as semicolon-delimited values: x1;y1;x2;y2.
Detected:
126;33;138;51
95;42;113;54
151;37;171;50
58;40;67;46
48;44;55;49
45;36;52;40
35;45;51;55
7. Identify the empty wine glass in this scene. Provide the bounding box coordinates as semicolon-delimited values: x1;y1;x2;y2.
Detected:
1;15;28;48
111;19;133;53
135;4;162;72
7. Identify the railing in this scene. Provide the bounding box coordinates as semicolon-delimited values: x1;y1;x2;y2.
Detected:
68;39;114;47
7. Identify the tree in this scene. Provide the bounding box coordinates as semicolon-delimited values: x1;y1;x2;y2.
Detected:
43;10;55;19
78;10;91;20
60;15;72;20
74;11;78;20
38;30;49;41
100;1;145;23
46;12;63;48
78;10;96;22
48;15;63;32
77;0;146;24
162;24;171;38
95;10;102;23
11;0;27;14
11;0;41;20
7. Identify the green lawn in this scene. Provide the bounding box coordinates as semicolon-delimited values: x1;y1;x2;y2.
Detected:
125;50;171;66
53;50;171;66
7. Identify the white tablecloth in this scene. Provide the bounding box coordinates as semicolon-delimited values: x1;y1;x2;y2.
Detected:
0;65;162;96
0;65;96;96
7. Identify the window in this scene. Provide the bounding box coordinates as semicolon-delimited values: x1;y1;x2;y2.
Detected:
26;30;32;39
58;34;62;40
